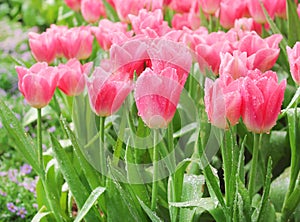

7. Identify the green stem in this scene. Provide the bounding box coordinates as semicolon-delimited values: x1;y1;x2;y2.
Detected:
37;109;65;221
220;137;229;205
99;117;106;184
281;97;300;220
151;130;159;211
37;108;44;172
281;182;300;222
248;133;262;199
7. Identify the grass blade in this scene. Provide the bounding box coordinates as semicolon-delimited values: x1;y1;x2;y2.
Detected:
74;187;106;222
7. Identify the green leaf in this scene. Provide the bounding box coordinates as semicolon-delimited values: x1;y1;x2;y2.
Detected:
138;198;164;222
253;157;273;222
280;87;300;118
50;135;101;222
173;122;198;138
168;159;192;222
106;170;146;222
287;0;300;46
270;167;290;211
23;107;53;126
0;99;41;175
74;187;106;222
31;206;51;222
101;0;119;22
61;118;102;191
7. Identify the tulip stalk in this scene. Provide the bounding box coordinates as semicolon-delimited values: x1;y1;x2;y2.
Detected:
281;97;300;221
151;130;159;211
248;133;263;199
99;116;106;184
37;108;44;171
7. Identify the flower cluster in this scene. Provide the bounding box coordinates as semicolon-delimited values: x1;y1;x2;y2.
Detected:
0;164;37;220
18;0;296;130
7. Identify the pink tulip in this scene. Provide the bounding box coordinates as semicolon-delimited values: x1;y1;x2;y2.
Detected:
135;67;185;128
219;0;248;29
59;27;94;60
219;50;254;79
128;9;170;36
28;31;57;64
199;0;220;14
81;0;106;23
87;67;133;116
241;69;286;133
238;33;282;72
171;1;201;30
92;19;132;51
148;38;192;86
15;63;58;108
204;73;242;129
287;42;300;85
234;18;262;35
171;12;201;30
46;25;68;58
110;38;150;78
57;59;93;96
64;0;81;11
247;0;276;24
113;0;163;22
195;31;234;74
169;0;195;13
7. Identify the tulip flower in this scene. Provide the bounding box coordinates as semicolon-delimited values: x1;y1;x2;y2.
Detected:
81;0;106;23
87;67;133;116
287;42;300;85
128;9;170;36
241;69;286;134
238;33;282;72
28;31;57;64
169;0;193;13
234;18;262;35
135;67;185;128
148;38;192;85
57;59;93;96
91;19;132;51
15;62;58;108
195;34;233;74
64;0;81;11
59;27;94;60
46;25;68;58
219;50;253;79
247;0;276;24
110;38;150;78
219;0;248;29
113;0;163;22
199;0;221;14
204;74;242;129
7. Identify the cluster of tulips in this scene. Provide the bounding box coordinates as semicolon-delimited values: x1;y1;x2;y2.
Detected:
15;2;296;132
6;0;300;221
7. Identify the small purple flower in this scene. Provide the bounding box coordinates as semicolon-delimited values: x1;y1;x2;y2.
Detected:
0;121;3;129
48;126;56;133
0;190;7;196
14;113;21;120
16;207;27;218
31;132;36;138
24;126;29;132
7;202;17;213
8;169;19;183
32;203;38;209
20;164;32;175
42;144;47;151
0;171;7;177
